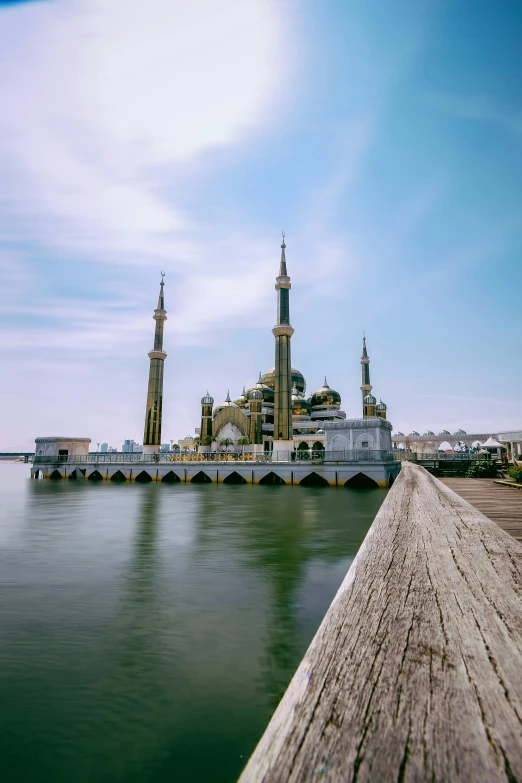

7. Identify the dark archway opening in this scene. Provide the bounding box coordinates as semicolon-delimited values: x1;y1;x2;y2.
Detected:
88;470;103;481
300;472;329;487
297;442;310;460
50;470;62;480
135;471;153;483
68;470;78;480
259;471;286;486
191;471;212;484
345;472;379;489
222;471;247;485
111;470;127;482
162;471;181;483
388;474;395;487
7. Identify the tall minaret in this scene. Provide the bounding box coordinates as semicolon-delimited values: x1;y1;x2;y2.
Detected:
272;233;294;454
360;333;372;414
199;392;214;451
143;274;167;454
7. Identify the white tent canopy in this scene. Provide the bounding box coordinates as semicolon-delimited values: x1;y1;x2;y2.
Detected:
480;437;504;449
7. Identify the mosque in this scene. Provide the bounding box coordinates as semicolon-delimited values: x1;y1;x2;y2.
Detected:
32;236;399;487
197;236;390;456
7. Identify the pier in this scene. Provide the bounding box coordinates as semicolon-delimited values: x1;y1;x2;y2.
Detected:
31;449;400;488
238;462;522;782
442;477;522;544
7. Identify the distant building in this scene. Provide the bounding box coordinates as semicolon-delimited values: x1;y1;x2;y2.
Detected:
100;443;109;453
122;439;143;453
159;443;171;452
178;436;196;452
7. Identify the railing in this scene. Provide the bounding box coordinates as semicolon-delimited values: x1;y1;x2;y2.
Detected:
393;450;486;461
237;463;522;782
33;449;396;466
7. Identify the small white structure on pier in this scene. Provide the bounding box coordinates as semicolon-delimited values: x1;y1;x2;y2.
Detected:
323;417;392;452
34;437;91;459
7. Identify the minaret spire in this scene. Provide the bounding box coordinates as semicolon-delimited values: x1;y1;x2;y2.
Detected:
360;332;372;415
143;274;168;453
279;231;287;276
272;233;294;454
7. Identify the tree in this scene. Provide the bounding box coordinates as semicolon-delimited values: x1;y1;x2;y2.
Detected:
219;438;233;452
237;436;250;454
454;440;468;453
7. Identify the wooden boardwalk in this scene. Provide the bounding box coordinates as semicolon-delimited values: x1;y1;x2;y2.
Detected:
441;478;522;544
238;465;522;783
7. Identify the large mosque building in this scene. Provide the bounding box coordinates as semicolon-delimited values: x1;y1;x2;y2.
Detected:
198;237;389;455
32;238;400;487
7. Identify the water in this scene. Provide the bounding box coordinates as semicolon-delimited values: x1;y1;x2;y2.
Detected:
0;464;386;783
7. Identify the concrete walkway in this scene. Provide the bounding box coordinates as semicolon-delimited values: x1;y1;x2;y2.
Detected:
441;478;522;543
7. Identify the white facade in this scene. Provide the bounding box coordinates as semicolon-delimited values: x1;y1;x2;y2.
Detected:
498;431;522;460
323;418;393;452
34;437;91;458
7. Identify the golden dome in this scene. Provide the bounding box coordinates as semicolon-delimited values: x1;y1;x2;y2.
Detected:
311;378;341;408
262;367;306;395
246;373;274;404
291;384;311;416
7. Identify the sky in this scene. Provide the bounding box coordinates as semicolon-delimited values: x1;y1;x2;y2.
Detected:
1;0;521;450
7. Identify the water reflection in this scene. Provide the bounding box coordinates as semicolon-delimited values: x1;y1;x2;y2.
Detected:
0;466;384;783
195;486;383;707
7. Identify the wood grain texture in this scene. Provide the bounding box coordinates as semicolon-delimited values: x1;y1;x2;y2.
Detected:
238;463;522;783
441;478;522;543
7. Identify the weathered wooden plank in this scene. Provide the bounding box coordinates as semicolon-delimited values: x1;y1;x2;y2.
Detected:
441;478;522;543
238;463;522;783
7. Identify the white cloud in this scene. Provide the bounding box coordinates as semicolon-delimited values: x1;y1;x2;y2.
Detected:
0;0;289;261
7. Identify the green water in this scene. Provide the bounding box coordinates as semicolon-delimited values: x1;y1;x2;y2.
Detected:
0;463;385;783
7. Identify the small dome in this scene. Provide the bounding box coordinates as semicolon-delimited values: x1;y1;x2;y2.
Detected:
363;394;377;405
262;367;306;395
291;384;311;416
454;429;467;435
439;429;451;435
393;431;405;437
233;386;248;409
201;391;214;405
248;388;263;401
214;390;238;415
375;400;387;411
311;378;342;408
247;373;275;404
409;431;420;437
423;430;435;436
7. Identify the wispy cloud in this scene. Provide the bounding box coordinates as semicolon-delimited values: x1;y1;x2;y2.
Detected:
429;92;522;137
0;0;289;259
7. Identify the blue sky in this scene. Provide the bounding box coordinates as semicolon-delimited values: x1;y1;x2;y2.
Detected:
1;0;521;450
